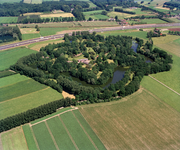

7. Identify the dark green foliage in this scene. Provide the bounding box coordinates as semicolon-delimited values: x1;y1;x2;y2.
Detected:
114;8;136;14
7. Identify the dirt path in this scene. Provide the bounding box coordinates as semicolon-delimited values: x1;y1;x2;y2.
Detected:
148;75;180;96
31;108;78;126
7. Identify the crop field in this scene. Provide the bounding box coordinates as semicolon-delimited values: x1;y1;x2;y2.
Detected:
153;35;180;57
79;88;180;149
0;47;37;70
5;109;106;150
1;126;28;150
80;21;118;26
22;33;40;40
0;79;47;102
0;74;29;87
85;15;109;20
0;83;63;120
0;17;18;24
40;13;74;18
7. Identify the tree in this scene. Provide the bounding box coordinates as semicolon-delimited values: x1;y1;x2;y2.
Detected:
115;15;118;20
101;11;107;15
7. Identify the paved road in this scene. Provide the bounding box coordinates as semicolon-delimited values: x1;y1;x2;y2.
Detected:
0;23;180;51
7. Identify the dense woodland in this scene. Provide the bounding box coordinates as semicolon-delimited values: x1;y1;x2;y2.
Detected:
0;32;173;132
0;26;22;42
0;1;89;17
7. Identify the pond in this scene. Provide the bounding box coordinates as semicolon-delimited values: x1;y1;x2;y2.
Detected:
61;66;128;89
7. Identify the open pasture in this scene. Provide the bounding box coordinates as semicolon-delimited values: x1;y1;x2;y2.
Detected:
0;87;63;120
83;10;103;16
0;70;16;78
40;13;74;18
0;47;37;70
0;17;18;24
79;88;180;150
128;18;167;24
108;11;137;19
40;27;68;36
1;126;28;150
20;28;39;34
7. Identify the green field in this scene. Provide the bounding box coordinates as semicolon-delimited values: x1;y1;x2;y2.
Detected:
83;10;103;16
60;111;96;150
32;122;57;150
0;47;37;70
1;127;28;150
0;17;18;24
79;89;180;149
100;30;148;40
46;117;76;150
22;125;38;150
80;21;118;26
22;33;40;40
0;74;29;87
128;18;167;24
0;87;63;120
0;79;47;102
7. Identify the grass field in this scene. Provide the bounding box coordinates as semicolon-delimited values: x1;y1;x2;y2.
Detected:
0;74;29;87
0;87;63;120
100;30;148;40
40;13;74;18
0;0;21;3
20;28;39;34
22;33;40;40
0;47;37;70
85;15;109;20
168;18;180;23
0;79;47;102
1;126;28;150
80;21;118;26
79;88;180;149
108;11;137;19
128;18;167;24
83;10;103;15
40;27;68;36
0;17;18;24
153;35;180;57
125;8;150;15
0;70;16;78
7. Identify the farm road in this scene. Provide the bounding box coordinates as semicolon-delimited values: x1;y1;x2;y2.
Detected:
0;23;180;51
149;75;180;96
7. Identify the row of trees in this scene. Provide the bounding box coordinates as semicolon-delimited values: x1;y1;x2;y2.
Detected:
168;30;180;35
0;1;89;17
114;8;136;14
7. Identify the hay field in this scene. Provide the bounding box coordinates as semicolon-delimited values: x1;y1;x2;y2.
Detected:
62;91;75;99
1;126;28;150
20;28;39;34
79;88;180;150
40;13;74;18
0;47;37;70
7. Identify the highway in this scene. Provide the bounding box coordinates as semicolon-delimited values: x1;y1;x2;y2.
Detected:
0;23;180;51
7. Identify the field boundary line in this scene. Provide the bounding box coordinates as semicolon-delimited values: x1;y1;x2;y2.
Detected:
72;111;99;150
31;108;78;126
0;134;4;150
0;87;49;105
45;121;59;150
21;126;29;150
58;116;79;150
29;124;40;150
148;75;180;96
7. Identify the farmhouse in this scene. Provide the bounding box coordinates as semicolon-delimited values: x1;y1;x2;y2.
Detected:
78;58;90;64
